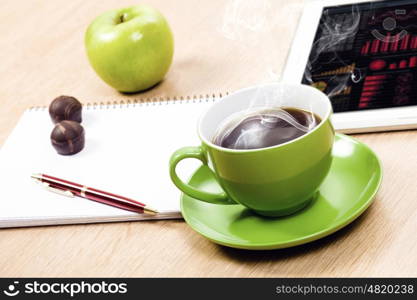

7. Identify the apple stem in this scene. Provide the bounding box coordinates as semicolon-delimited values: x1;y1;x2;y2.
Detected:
120;13;127;23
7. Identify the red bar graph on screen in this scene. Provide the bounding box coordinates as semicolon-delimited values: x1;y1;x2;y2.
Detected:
409;57;417;67
412;36;417;49
391;37;399;52
303;2;417;113
401;34;410;50
359;97;371;103
371;39;380;54
381;33;391;52
399;60;408;68
361;41;371;55
363;85;379;92
361;91;377;97
359;75;388;109
365;75;387;81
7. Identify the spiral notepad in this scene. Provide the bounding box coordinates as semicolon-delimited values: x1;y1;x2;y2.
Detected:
0;95;221;228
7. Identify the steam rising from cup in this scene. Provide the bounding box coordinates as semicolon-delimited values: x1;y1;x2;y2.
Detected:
216;0;319;148
219;0;278;81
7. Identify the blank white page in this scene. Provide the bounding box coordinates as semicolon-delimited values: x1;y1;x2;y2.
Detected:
0;99;214;227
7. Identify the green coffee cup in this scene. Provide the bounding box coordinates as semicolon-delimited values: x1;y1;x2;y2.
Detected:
170;83;334;217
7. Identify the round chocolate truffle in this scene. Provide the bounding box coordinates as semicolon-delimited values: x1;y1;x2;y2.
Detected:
49;95;82;124
51;121;85;155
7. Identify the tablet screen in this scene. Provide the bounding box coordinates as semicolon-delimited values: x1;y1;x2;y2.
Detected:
303;0;417;112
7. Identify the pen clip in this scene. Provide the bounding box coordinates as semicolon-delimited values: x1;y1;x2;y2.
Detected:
42;182;75;198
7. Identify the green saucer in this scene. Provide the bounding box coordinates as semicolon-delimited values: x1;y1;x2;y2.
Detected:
180;134;382;250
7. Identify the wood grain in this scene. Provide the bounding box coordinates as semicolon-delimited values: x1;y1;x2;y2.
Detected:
0;0;416;277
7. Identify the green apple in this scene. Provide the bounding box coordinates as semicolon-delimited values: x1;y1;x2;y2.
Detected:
85;5;174;93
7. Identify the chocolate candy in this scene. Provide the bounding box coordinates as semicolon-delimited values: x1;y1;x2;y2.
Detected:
49;96;82;124
51;121;85;155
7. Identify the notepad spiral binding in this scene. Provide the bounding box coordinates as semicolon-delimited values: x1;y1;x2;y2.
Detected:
28;92;229;111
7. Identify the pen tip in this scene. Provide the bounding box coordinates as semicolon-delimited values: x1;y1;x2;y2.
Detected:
144;206;159;215
31;173;42;180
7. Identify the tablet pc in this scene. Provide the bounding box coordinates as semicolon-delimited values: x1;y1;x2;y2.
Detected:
283;0;417;133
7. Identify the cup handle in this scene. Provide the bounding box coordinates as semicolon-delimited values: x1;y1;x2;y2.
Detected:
169;146;234;204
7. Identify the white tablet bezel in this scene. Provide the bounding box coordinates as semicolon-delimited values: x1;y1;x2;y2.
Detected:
282;0;417;133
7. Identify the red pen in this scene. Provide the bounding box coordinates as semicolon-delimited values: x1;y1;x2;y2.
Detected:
31;173;158;215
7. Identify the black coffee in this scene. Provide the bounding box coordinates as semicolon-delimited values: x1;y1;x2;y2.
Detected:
213;107;321;150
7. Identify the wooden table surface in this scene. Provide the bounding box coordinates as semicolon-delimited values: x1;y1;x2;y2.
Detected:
1;0;416;277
